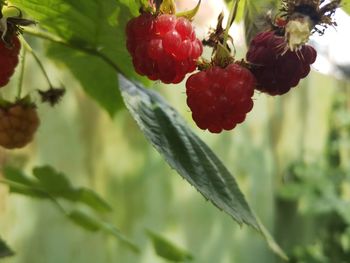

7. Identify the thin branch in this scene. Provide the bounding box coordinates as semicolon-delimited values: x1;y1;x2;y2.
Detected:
22;28;127;78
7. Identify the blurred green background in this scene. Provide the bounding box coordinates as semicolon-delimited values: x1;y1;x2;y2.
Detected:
1;1;350;262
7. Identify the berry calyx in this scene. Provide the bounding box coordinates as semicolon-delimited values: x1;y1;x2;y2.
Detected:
186;63;256;133
246;30;317;96
0;34;20;87
126;13;203;84
0;99;40;149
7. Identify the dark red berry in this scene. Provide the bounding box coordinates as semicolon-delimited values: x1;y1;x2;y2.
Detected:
0;102;40;149
246;31;317;95
0;34;21;87
186;63;256;133
126;13;203;84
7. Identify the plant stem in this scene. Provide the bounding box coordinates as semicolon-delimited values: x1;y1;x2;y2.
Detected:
16;47;26;99
0;178;68;216
20;36;54;89
223;0;240;47
22;28;127;78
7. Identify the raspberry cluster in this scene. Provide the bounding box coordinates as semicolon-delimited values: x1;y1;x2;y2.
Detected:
123;0;332;134
126;13;202;84
186;64;255;133
0;34;21;87
0;102;40;149
246;31;317;95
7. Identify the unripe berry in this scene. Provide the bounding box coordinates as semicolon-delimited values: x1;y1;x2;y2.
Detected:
0;102;40;149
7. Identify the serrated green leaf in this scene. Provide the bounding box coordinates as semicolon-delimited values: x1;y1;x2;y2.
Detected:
119;76;259;230
10;0;146;116
0;238;15;259
119;77;288;259
147;230;193;262
244;0;279;45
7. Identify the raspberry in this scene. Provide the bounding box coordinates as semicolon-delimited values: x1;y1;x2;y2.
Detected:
0;34;21;88
126;13;202;84
246;31;317;95
0;102;40;149
186;63;256;133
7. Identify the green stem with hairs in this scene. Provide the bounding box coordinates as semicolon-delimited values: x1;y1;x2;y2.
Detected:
20;36;54;89
16;47;26;99
223;0;240;47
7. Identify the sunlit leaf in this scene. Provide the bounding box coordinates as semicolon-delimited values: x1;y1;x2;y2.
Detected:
10;0;146;116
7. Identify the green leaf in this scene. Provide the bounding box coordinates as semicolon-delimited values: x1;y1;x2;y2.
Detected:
0;238;15;259
3;167;46;198
68;209;101;232
33;166;72;194
11;0;145;116
244;0;279;44
119;76;259;230
3;166;36;186
32;165;112;212
70;188;112;213
46;44;122;116
4;166;111;212
343;2;350;15
68;209;140;253
147;230;193;262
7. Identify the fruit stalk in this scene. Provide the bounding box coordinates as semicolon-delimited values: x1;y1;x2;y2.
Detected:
20;36;54;89
222;0;240;47
16;47;26;99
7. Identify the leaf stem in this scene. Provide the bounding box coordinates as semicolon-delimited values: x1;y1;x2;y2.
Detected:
223;0;240;47
21;28;127;78
20;36;54;89
16;47;26;99
0;178;68;216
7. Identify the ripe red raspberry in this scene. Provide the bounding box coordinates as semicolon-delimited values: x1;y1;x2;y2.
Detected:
0;34;21;87
126;13;203;84
246;31;317;95
0;102;40;149
186;63;256;133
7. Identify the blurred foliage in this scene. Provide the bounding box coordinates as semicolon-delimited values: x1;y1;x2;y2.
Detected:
147;230;194;262
0;238;14;259
277;90;350;263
